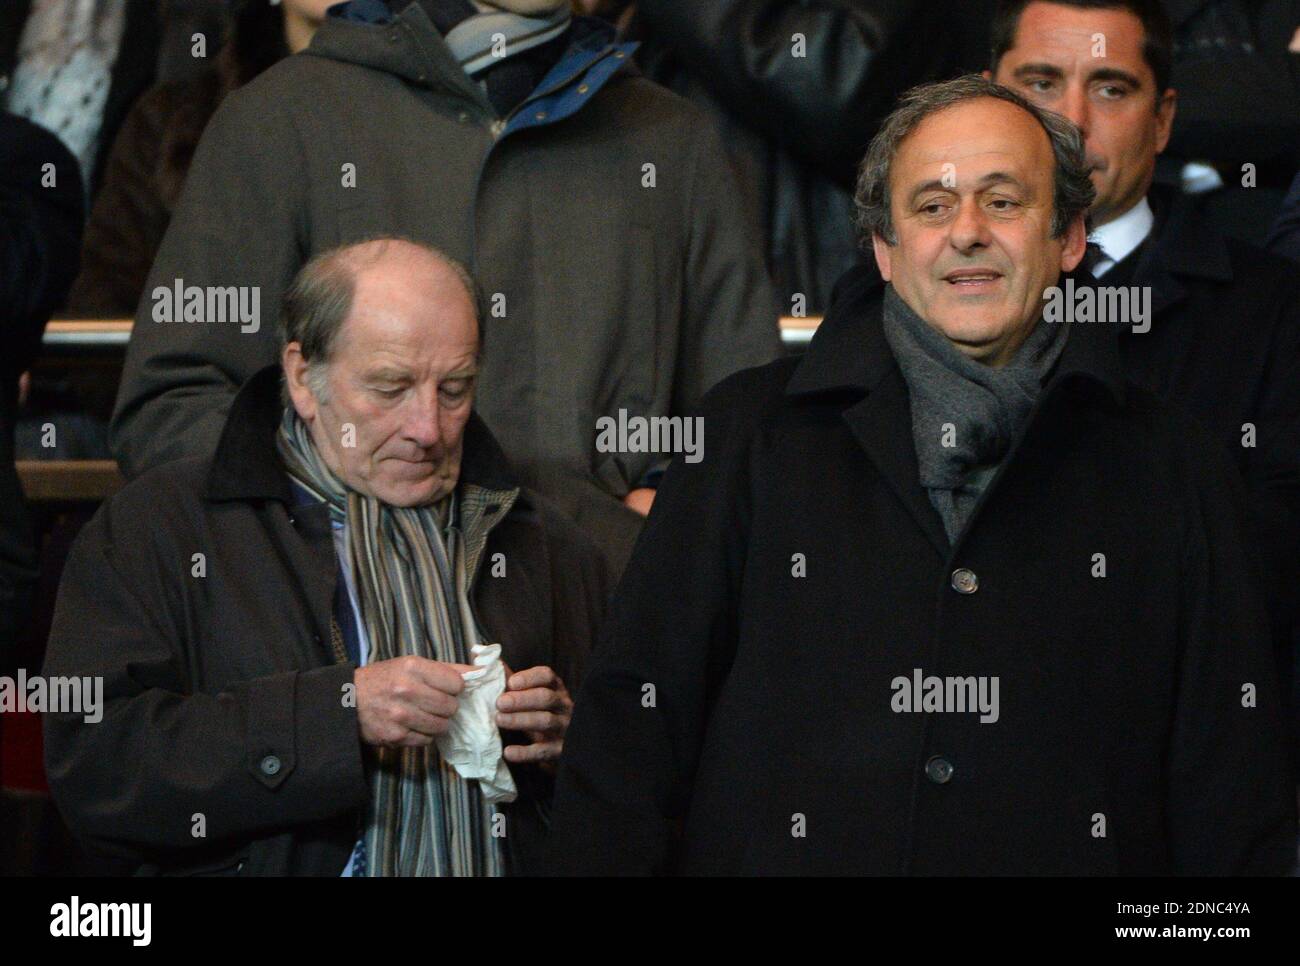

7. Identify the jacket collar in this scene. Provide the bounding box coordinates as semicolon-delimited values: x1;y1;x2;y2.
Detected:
786;266;1129;559
787;265;1129;407
1133;185;1235;317
315;2;634;125
205;364;522;504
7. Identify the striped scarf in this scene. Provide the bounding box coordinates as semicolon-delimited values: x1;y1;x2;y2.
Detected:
443;2;572;76
275;407;517;876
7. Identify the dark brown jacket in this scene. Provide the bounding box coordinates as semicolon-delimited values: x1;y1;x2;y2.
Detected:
43;364;612;875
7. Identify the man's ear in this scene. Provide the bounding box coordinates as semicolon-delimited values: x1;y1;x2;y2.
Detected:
282;343;317;423
1059;214;1088;273
1154;88;1177;155
871;233;894;281
981;68;993;81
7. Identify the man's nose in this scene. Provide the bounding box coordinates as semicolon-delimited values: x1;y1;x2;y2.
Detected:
948;199;991;252
404;388;443;448
1060;84;1090;139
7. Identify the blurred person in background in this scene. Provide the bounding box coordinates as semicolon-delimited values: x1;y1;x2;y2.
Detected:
66;0;322;315
579;0;999;314
2;0;162;205
1156;0;1300;245
2;1;233;211
0;112;83;680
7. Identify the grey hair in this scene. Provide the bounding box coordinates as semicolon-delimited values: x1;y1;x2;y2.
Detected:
278;235;484;406
854;74;1096;247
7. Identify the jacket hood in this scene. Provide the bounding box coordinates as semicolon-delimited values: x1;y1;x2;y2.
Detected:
306;1;626;107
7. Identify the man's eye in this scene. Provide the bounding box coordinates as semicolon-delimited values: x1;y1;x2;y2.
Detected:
1027;79;1053;94
374;387;404;398
1097;84;1128;100
920;202;948;215
988;199;1018;210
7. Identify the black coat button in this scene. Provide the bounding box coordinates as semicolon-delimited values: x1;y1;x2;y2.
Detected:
925;755;954;784
260;755;281;776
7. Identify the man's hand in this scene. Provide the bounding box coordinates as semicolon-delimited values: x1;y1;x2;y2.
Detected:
355;655;473;748
623;487;656;516
497;665;572;770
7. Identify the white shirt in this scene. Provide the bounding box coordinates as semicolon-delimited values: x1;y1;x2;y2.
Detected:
1088;196;1155;278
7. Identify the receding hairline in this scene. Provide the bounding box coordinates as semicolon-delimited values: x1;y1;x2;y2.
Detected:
890;95;1058;186
318;238;476;306
302;238;482;353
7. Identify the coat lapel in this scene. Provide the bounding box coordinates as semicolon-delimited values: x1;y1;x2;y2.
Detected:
841;369;951;558
280;501;340;667
1134;188;1234;319
786;268;950;558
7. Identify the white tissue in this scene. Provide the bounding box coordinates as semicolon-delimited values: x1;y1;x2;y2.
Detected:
435;642;517;804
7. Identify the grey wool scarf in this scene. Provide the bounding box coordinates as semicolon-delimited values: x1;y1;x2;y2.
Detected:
881;284;1068;544
275;408;518;876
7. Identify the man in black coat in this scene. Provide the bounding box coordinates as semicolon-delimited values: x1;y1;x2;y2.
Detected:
548;76;1296;875
990;0;1300;745
42;239;611;875
0;111;83;676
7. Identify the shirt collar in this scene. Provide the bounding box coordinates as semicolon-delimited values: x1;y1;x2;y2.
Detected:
1089;196;1155;269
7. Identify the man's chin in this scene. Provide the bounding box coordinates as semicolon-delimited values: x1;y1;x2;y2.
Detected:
374;477;455;509
930;313;1013;351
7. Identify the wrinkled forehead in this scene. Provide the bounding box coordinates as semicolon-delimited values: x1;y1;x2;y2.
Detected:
342;257;476;343
892;100;1054;195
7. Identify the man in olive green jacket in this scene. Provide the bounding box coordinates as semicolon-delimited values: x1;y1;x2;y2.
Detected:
110;0;780;576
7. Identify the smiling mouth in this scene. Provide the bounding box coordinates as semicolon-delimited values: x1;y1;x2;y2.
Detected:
944;270;1004;288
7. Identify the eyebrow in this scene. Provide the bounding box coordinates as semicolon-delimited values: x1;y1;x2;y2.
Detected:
1012;62;1064;81
1086;66;1142;88
1012;62;1142;88
364;366;479;382
907;172;1026;204
364;368;411;382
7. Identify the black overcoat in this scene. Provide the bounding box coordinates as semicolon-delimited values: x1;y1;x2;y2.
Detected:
549;270;1297;875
